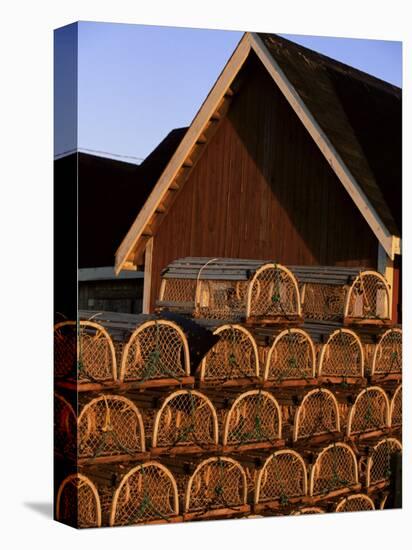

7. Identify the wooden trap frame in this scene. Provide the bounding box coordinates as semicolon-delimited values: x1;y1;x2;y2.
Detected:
292;267;391;324
293;388;340;443
344;271;391;324
199;324;259;386
334;493;375;513
254;449;308;512
390;385;402;429
151;389;219;454
222;390;283;452
309;442;360;500
120;319;190;386
157;257;302;324
369;328;402;381
183;456;248;520
110;462;179;526
346;386;390;439
54;393;77;458
291;506;325;515
77;395;146;463
56;473;102;528
318;328;364;383
365;437;402;491
54;320;117;383
263;328;316;386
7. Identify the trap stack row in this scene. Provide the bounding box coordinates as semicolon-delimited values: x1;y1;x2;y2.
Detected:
54;258;402;528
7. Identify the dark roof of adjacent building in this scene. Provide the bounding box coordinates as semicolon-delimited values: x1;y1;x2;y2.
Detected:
55;127;187;269
258;33;402;235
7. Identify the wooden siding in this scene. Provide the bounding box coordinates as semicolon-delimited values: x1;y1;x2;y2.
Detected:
149;54;378;309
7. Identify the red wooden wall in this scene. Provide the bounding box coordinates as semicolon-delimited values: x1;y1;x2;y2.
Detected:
149;54;379;309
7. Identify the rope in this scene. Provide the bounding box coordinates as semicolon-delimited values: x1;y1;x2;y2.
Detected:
299;390;338;441
126;467;172;525
195;459;242;517
222;326;256;382
137;321;183;384
268;454;290;506
321;443;351;495
84;398;141;458
232;390;280;449
275;330;310;383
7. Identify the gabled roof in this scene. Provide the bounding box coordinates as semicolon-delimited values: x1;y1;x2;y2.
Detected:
115;32;401;274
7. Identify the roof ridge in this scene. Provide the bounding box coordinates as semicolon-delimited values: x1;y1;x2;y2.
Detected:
259;33;401;96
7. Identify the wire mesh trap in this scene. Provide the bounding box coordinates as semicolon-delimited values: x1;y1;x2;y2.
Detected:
184;456;247;517
370;328;402;377
245;264;301;323
157;258;301;323
78;395;145;460
199;324;259;384
344;271;391;323
292;267;390;323
110;462;179;526
152;390;218;451
318;328;364;379
390;385;402;428
346;387;390;438
222;390;282;449
263;328;316;384
56;473;102;528
335;493;375;512
254;450;308;509
293;388;340;442
54;320;117;382
54;393;77;457
309;442;359;498
119;319;190;383
366;438;402;489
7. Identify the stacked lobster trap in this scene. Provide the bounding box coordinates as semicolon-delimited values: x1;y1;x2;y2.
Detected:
54;257;402;528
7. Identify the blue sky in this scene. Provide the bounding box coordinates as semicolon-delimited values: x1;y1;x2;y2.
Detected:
54;22;402;161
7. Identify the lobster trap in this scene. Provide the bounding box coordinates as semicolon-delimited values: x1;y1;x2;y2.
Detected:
335;493;375;512
56;473;102;528
390;385;402;429
293;388;340;442
344;271;391;324
317;328;364;381
254;450;308;512
151;390;218;453
120;319;190;385
199;324;259;385
54;393;76;458
183;456;248;520
346;387;390;439
77;395;145;462
366;437;402;490
54;320;117;383
292;267;391;324
309;443;359;499
262;328;316;385
110;462;179;526
157;257;302;323
369;328;402;379
222;390;283;451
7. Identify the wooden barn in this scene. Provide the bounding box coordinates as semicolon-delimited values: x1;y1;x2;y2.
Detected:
114;32;401;321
